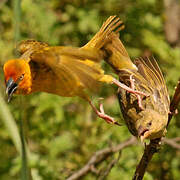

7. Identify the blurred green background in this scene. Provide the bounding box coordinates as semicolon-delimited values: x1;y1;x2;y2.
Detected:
0;0;180;179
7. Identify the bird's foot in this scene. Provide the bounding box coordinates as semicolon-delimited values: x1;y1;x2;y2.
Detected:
97;103;120;125
112;77;147;110
112;78;147;97
169;109;178;115
88;99;120;126
129;75;145;110
137;95;144;110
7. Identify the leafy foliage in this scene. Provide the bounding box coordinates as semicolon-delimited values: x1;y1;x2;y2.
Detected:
0;0;179;179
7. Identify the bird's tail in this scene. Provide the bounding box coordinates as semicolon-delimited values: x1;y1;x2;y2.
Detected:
83;16;124;50
104;32;137;72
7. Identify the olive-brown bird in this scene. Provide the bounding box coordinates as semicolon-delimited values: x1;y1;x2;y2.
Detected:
3;16;145;125
104;33;170;140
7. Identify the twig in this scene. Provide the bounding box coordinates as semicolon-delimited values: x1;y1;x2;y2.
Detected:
168;80;180;125
66;135;179;180
67;81;180;180
98;152;121;180
132;138;161;180
67;137;137;180
132;80;180;180
163;137;180;150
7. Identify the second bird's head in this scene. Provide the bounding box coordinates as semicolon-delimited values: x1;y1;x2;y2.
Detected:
3;59;32;102
136;109;168;141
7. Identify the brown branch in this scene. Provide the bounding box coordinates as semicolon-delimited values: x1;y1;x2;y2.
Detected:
132;80;180;180
163;137;180;150
98;152;121;180
67;137;137;180
168;80;180;125
67;81;180;180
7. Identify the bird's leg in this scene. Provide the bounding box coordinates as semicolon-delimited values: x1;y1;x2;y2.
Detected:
112;78;147;97
129;75;144;109
130;74;135;89
137;95;144;110
88;99;120;126
169;109;178;115
112;76;146;109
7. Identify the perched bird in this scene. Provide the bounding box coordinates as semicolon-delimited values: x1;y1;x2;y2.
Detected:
104;34;170;141
3;16;145;125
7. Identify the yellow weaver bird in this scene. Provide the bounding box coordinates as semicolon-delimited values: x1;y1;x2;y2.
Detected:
3;16;146;125
104;33;170;140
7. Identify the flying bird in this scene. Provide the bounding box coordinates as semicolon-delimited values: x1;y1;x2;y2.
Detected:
3;16;146;125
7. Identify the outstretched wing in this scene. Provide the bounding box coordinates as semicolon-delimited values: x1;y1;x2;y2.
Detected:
29;47;105;97
18;40;105;62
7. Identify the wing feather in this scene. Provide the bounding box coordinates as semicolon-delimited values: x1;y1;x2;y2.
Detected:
30;47;104;96
119;57;169;113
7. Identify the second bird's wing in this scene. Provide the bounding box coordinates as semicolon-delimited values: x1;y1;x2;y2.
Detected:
119;57;170;114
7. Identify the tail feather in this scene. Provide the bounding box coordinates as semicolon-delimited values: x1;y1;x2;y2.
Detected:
104;33;137;72
83;16;124;50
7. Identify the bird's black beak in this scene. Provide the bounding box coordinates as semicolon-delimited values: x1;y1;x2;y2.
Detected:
6;78;18;102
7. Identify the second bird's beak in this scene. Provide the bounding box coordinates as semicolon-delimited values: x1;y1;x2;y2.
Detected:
138;125;150;142
6;78;18;102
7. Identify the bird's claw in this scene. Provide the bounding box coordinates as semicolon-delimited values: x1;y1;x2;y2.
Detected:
88;99;120;126
112;77;148;110
97;103;120;125
129;75;146;110
169;109;178;115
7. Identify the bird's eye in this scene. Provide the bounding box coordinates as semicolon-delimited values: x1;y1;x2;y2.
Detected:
19;74;24;81
147;121;152;127
15;74;25;84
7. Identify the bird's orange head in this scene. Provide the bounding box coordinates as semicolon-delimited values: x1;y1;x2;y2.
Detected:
3;59;32;102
